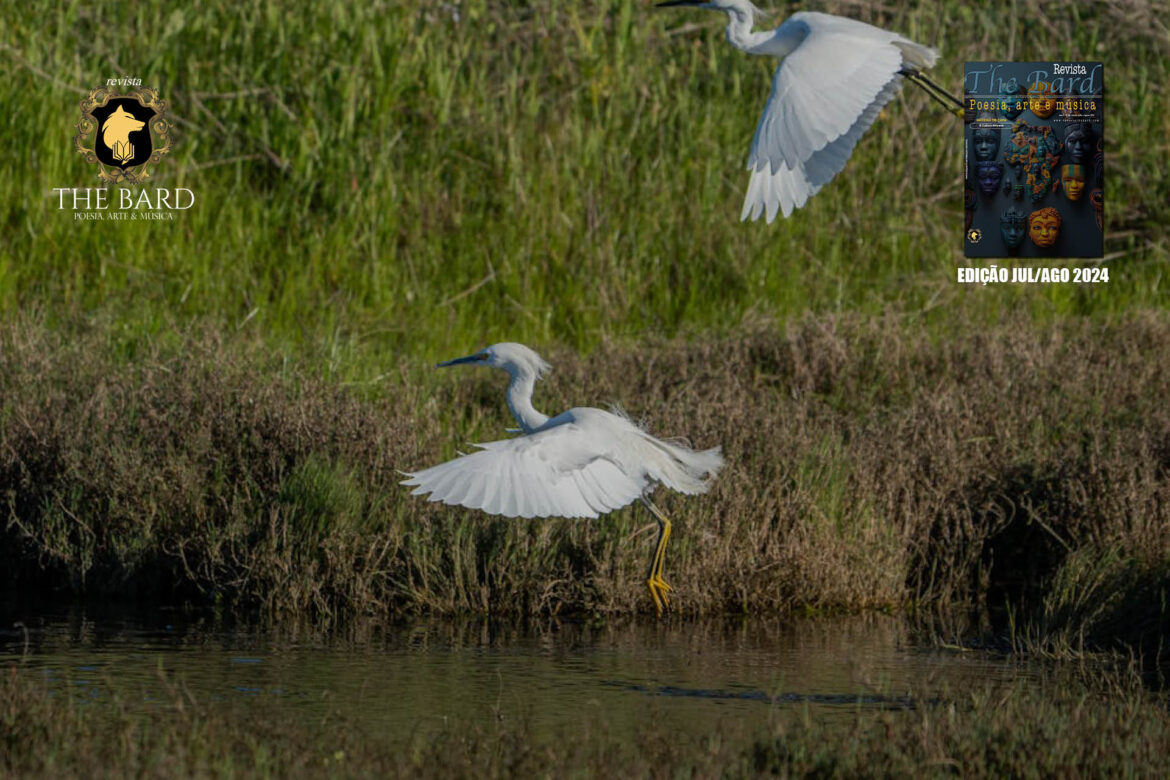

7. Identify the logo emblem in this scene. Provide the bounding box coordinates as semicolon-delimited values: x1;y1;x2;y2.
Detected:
74;87;172;184
967;228;982;243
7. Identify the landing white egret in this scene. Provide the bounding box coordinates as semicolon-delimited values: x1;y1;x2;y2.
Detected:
401;343;724;615
657;0;963;221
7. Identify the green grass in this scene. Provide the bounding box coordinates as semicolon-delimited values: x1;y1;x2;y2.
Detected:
2;0;1167;375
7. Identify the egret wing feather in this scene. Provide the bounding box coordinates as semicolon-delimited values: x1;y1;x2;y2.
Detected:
743;12;929;221
803;78;901;187
401;424;647;519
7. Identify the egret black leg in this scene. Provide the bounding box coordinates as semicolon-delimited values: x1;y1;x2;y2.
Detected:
901;70;965;118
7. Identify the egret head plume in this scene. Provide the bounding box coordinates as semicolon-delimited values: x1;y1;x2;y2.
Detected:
438;342;552;380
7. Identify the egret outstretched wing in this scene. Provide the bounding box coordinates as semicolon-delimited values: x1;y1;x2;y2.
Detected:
742;13;929;222
402;424;647;519
404;341;724;616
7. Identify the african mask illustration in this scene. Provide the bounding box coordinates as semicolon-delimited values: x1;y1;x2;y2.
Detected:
1006;121;1063;202
1063;123;1096;164
1093;138;1104;186
1028;207;1061;248
1061;164;1086;201
1028;81;1056;119
1090;189;1103;231
1000;208;1027;250
976;161;1004;196
1000;83;1027;120
972;126;1001;161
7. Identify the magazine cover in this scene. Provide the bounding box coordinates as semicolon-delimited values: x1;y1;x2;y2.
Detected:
964;61;1103;258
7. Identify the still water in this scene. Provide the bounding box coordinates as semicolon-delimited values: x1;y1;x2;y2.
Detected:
1;609;1036;744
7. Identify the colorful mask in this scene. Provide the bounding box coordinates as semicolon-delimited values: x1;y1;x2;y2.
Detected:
1061;164;1086;201
999;83;1027;120
1090;189;1103;231
1028;207;1061;248
1063;123;1096;164
1005;121;1063;202
1000;208;1027;250
1028;81;1056;119
972;126;1001;161
976;161;1004;195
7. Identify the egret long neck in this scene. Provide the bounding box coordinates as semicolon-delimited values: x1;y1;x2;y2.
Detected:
505;370;549;434
724;10;804;57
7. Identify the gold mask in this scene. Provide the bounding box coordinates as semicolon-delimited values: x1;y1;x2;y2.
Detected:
1028;81;1056;119
1062;165;1086;201
1028;207;1061;248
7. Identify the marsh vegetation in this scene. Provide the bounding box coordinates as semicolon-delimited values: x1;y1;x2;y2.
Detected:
3;0;1170;773
3;313;1169;664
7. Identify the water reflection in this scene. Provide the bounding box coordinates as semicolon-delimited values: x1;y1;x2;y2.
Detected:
0;608;1037;744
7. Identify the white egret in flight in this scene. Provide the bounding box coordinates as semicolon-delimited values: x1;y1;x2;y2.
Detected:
657;0;964;221
402;343;724;616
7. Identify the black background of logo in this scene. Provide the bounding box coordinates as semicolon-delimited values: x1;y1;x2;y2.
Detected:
90;98;156;169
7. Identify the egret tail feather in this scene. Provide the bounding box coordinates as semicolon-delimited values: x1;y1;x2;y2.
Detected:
637;434;725;495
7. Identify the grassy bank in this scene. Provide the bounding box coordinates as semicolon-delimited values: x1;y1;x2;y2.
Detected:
2;0;1167;365
3;313;1168;657
3;662;1169;777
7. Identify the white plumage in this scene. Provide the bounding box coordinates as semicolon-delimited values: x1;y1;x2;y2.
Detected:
403;407;723;519
659;1;949;221
402;344;723;518
401;342;724;614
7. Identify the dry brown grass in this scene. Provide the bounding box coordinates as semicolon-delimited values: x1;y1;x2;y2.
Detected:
2;313;1169;651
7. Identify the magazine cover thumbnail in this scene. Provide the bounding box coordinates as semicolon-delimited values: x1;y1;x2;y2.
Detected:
963;61;1103;259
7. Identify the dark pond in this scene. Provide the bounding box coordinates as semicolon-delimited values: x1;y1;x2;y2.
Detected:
1;607;1039;745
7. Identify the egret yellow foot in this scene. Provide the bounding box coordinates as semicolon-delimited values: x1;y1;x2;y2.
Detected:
652;576;672;608
647;578;665;616
643;498;673;617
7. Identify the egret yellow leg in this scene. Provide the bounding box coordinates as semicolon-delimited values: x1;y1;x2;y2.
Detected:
645;519;666;617
643;499;674;617
652;519;672;601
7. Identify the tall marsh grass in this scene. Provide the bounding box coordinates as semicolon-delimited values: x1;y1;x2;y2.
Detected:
2;0;1168;656
2;312;1168;659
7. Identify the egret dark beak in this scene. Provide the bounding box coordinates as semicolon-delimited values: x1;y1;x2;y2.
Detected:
436;352;486;368
656;0;703;6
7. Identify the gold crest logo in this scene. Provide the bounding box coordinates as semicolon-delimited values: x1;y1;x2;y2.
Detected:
74;86;172;184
